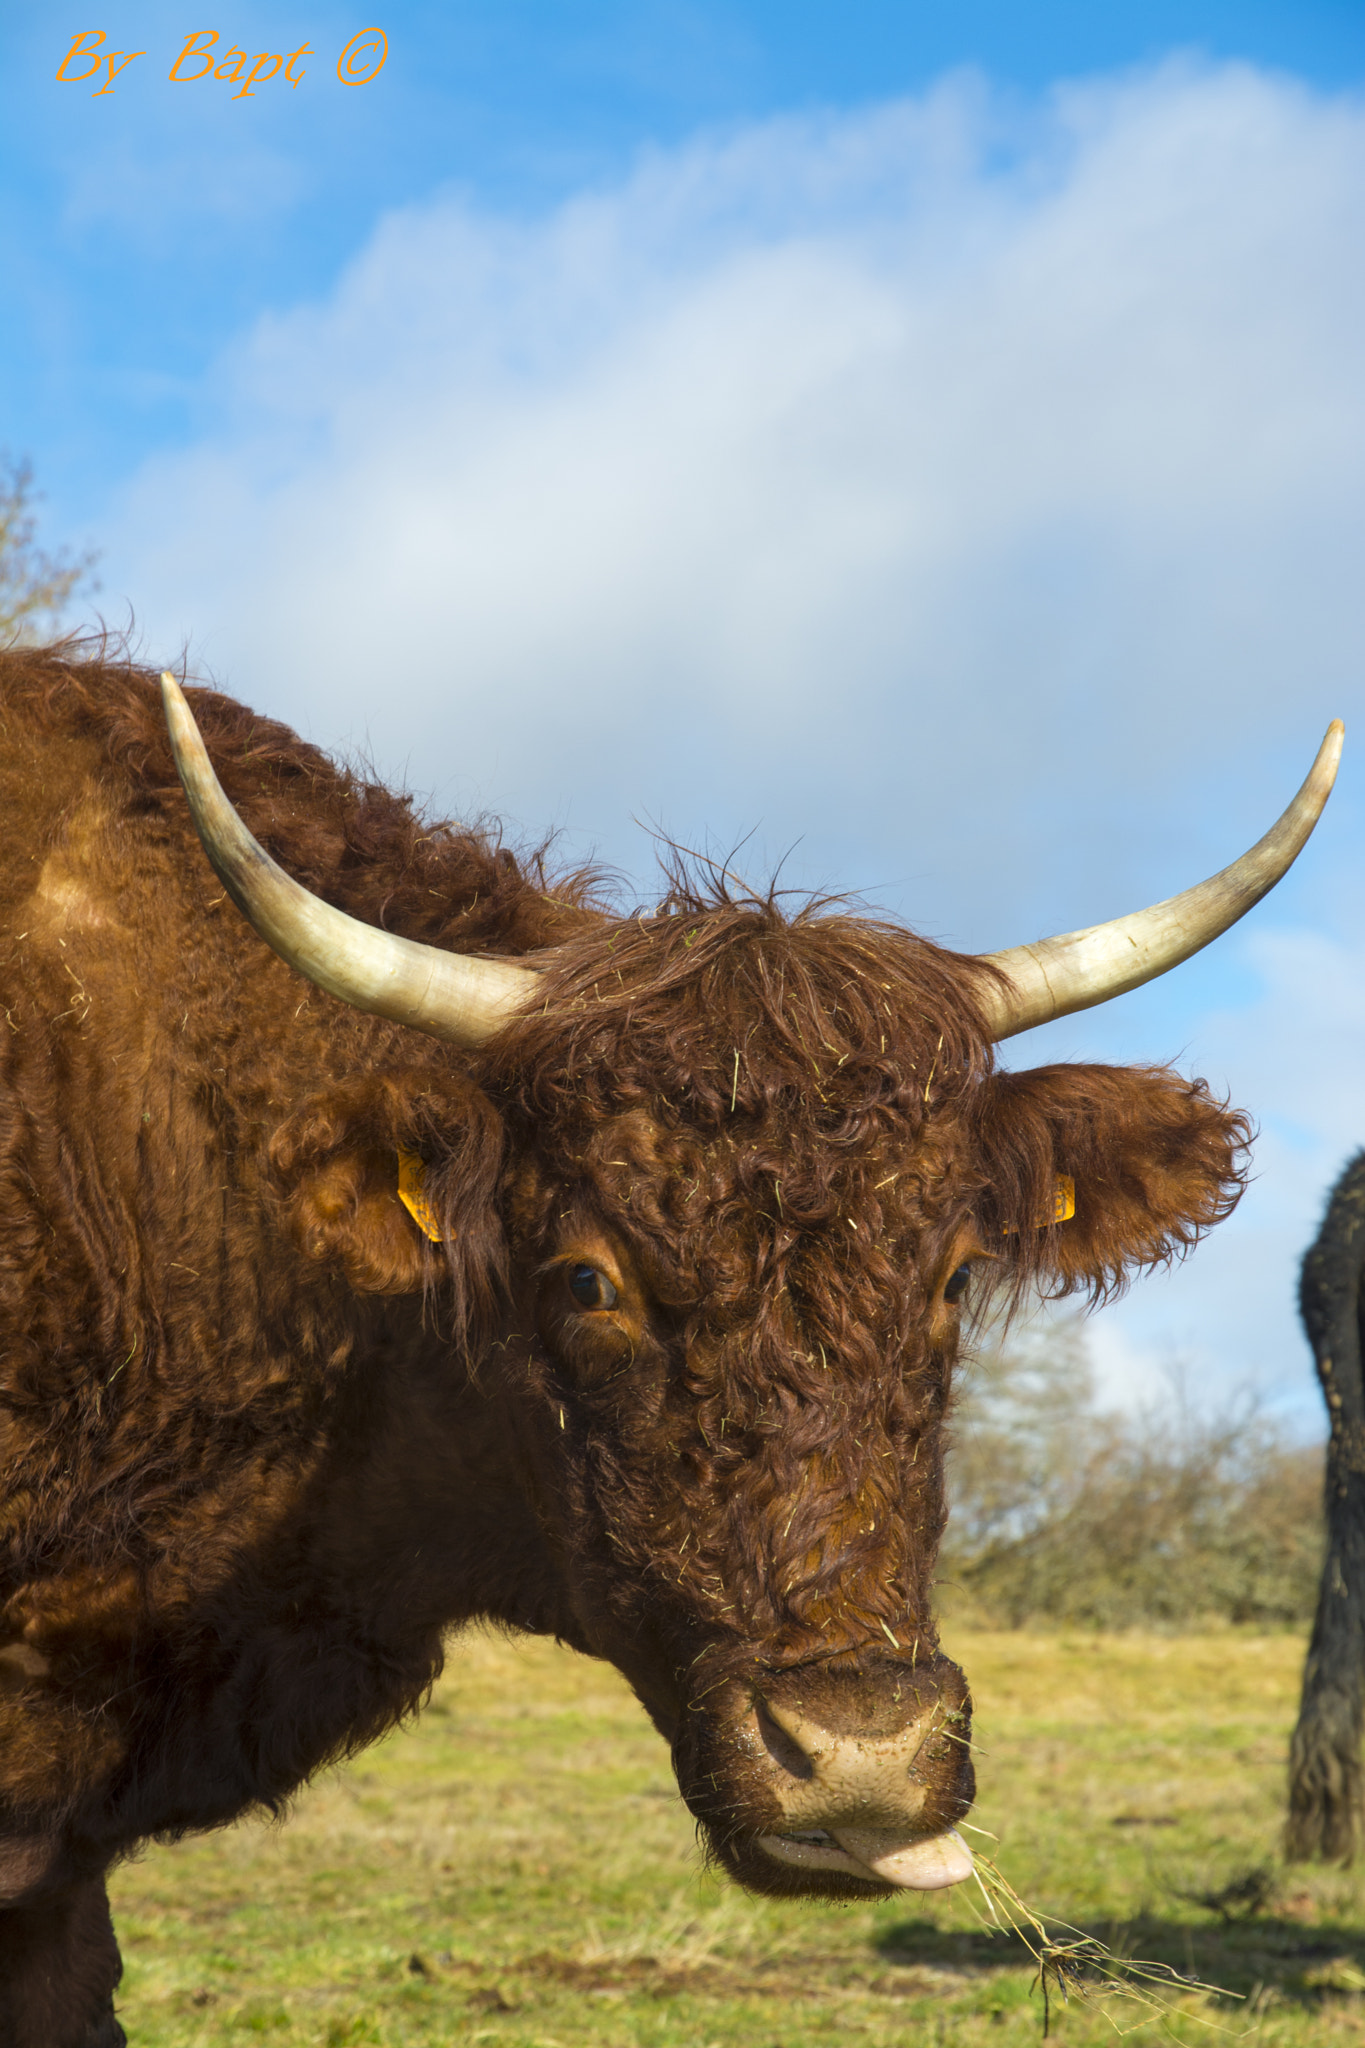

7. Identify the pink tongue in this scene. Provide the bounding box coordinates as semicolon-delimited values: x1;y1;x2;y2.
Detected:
832;1827;974;1890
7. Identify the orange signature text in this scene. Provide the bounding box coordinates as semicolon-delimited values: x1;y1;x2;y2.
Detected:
55;29;389;97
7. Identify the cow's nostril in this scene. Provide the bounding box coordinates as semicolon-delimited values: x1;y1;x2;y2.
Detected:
754;1696;815;1780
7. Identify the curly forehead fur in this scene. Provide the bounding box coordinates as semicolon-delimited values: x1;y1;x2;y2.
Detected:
490;889;1001;1202
481;886;1247;1312
493;900;1011;1323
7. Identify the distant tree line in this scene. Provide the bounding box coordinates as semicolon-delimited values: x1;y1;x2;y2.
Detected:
939;1320;1323;1630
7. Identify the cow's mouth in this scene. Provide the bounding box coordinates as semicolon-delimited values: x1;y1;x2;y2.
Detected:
757;1824;973;1890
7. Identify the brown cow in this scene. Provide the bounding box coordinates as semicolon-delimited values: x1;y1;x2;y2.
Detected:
0;642;1340;2045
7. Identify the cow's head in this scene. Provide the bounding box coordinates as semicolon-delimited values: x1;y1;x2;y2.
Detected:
161;675;1338;1897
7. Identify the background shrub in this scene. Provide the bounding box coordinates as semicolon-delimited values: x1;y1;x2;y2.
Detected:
939;1321;1324;1629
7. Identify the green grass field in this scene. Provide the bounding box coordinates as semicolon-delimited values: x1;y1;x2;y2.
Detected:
109;1628;1365;2045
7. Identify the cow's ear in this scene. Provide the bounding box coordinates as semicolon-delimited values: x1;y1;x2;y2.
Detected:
974;1064;1252;1301
269;1071;506;1322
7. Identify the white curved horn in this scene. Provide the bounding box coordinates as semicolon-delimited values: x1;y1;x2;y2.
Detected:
978;721;1344;1041
161;674;542;1048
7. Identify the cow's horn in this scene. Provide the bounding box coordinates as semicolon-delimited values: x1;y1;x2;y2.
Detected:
161;674;542;1048
976;720;1343;1041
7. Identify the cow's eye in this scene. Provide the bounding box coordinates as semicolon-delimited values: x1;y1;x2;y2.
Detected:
943;1264;972;1305
567;1263;618;1311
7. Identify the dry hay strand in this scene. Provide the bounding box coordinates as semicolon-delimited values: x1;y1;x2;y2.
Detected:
967;1851;1242;2040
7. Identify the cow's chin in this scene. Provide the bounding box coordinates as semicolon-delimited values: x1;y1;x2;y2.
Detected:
707;1821;975;1900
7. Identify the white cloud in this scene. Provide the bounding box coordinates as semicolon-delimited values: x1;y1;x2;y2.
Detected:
105;59;1365;1418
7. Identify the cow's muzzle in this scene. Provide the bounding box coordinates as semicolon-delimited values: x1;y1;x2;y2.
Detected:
680;1650;975;1897
750;1689;973;1888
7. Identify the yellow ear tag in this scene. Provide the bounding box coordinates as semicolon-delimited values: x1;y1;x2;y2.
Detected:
396;1148;446;1243
1002;1175;1075;1234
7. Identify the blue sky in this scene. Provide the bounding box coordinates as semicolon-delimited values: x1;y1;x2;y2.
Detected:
7;3;1364;511
5;3;1365;1422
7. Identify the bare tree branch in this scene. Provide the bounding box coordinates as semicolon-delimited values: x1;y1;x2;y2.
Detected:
0;454;99;641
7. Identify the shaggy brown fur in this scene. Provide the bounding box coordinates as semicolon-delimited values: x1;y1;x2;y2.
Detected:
0;642;1251;2044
